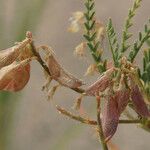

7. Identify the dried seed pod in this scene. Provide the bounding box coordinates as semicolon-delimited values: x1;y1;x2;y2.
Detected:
114;75;130;114
0;59;31;92
85;68;114;96
102;96;119;142
131;85;150;118
0;38;31;69
0;47;20;69
115;88;130;114
47;52;83;88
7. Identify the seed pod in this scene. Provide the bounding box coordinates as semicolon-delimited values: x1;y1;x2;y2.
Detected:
0;47;20;69
115;88;130;114
102;96;119;142
85;68;114;96
0;38;31;69
0;59;31;92
131;85;150;118
47;53;83;88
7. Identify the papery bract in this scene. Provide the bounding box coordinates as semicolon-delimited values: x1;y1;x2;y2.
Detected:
0;59;31;92
102;96;119;142
131;85;150;118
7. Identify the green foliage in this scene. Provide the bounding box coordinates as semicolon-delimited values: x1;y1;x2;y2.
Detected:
142;49;150;95
84;0;106;73
128;21;150;62
106;19;119;67
121;0;142;53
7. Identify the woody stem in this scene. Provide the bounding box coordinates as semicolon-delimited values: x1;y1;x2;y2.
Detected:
96;96;108;150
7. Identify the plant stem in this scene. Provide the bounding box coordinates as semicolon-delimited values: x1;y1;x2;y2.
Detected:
96;96;108;150
56;105;142;125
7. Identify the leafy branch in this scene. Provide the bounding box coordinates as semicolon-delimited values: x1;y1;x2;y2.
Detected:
128;21;150;62
121;0;142;53
106;19;119;67
84;0;106;73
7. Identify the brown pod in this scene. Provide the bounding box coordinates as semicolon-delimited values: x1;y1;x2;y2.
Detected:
0;59;31;92
131;85;150;118
0;47;20;69
115;88;130;114
0;38;32;69
47;53;83;88
102;96;119;142
85;68;114;96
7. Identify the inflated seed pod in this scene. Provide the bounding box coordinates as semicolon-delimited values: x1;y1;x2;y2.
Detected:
115;88;130;114
0;38;31;69
102;96;119;142
131;85;150;118
47;53;83;88
0;59;31;92
85;68;114;96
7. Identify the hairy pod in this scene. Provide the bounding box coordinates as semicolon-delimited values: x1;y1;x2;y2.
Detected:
0;59;31;92
47;53;83;88
85;68;114;96
131;85;150;118
102;96;119;142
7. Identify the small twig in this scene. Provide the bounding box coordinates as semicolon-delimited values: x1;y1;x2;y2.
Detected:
56;105;143;125
96;96;108;150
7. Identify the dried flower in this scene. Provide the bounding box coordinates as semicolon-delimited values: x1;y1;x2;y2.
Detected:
95;22;105;42
74;42;86;58
68;11;84;33
84;64;98;76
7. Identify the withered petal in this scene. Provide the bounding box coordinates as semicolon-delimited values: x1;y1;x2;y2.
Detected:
102;97;119;142
47;54;83;88
131;85;150;118
0;59;31;92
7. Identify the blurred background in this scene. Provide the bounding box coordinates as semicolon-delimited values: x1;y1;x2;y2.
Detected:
0;0;150;150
